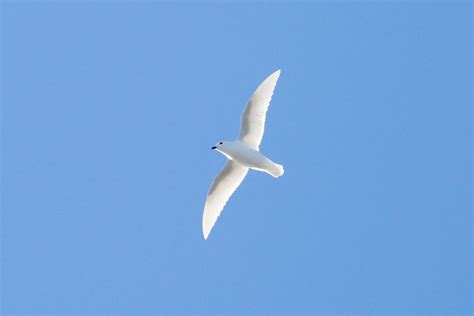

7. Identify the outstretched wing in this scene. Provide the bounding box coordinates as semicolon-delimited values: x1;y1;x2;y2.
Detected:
239;69;281;150
202;161;249;239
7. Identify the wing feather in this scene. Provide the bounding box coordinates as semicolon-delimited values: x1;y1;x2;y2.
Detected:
202;161;249;239
239;69;281;149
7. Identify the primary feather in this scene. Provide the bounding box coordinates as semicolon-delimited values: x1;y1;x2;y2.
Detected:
202;161;248;240
239;69;281;150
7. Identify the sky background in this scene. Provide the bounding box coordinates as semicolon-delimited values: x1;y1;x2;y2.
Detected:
1;1;472;315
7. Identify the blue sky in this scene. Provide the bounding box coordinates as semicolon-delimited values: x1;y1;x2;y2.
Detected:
1;1;471;315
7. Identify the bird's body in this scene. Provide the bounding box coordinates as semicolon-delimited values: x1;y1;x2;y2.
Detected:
215;140;284;178
202;69;284;239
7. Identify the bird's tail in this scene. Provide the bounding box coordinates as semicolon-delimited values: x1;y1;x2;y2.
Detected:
269;162;285;178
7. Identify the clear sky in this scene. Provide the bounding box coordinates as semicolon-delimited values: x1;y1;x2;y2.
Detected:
1;1;471;315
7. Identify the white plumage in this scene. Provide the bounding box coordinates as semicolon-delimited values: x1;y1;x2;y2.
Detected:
202;70;284;240
239;69;281;150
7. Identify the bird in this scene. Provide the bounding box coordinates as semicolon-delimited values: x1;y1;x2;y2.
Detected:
202;69;284;240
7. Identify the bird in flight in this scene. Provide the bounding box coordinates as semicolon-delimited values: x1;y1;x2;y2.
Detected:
202;69;284;240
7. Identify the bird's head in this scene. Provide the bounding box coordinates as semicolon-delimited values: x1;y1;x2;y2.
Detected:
211;141;224;150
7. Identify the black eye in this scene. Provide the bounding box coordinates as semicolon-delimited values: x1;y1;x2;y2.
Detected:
219;142;223;145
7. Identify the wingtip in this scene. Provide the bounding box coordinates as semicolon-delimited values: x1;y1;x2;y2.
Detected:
203;226;211;240
272;69;281;81
263;69;281;83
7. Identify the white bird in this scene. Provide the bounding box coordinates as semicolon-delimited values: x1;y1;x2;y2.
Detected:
202;69;284;240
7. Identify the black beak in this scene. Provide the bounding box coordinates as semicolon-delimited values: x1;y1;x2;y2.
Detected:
211;146;217;150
